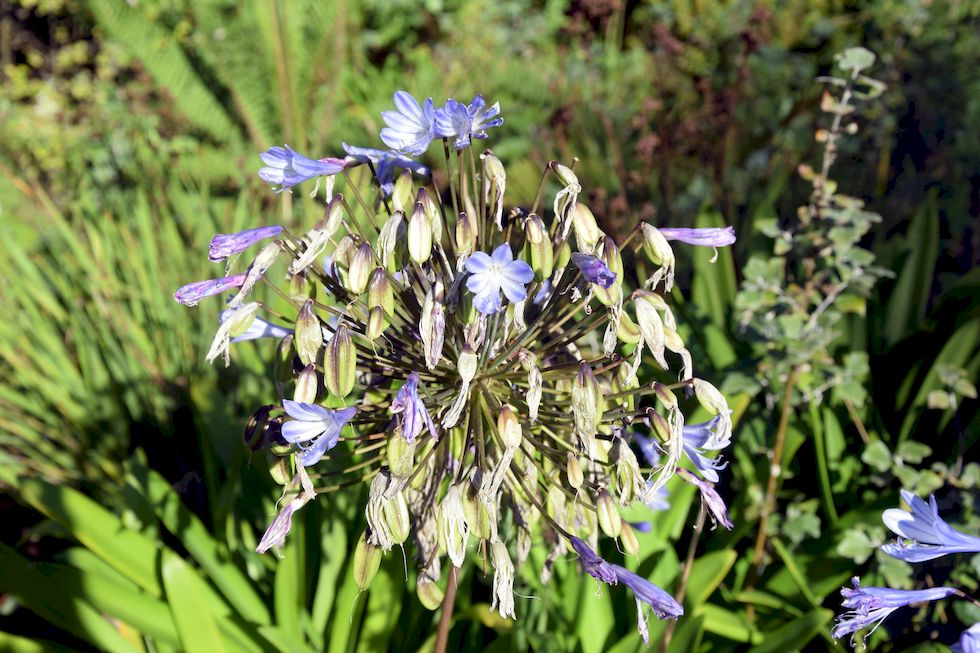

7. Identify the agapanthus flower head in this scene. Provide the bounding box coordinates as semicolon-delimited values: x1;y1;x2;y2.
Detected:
881;490;980;562
258;145;345;192
434;95;503;149
342;143;430;196
176;92;736;633
380;91;436;156
832;576;957;643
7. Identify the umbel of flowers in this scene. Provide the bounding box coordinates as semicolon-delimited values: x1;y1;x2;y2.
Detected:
175;91;737;642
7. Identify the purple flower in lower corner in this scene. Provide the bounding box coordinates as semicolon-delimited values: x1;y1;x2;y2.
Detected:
953;624;980;653
391;372;438;442
209;226;283;261
174;274;247;306
571;253;616;288
281;400;357;467
832;576;957;643
658;227;736;248
342;144;430;196
434;95;503;150
881;490;980;563
380;91;436;156
465;244;534;314
258;145;345;192
570;537;683;644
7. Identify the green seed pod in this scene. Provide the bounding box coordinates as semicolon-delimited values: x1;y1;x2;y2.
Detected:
617;310;641;345
551;161;579;188
322;193;345;235
418;187;442;245
458;344;478;385
663;326;685;352
383;490;411;545
524;214;554;280
556;240;572;270
654;383;678;410
566;452;584;489
387;436;416;478
289;271;316;304
634;291;667;369
572;203;603;252
455;212;476;256
417;573;445;610
275;334;294;385
368;267;394;313
600;236;624;279
392;170;414;213
620;521;640;557
640;223;676;291
482;151;506;230
293;364;318;403
596;489;622;539
347;242;374;295
268;455;290;485
324;324;356;398
497;405;523;450
649;409;671;442
294;300;322;366
408;201;433;264
353;530;382;590
367;306;386;341
225;302;260;339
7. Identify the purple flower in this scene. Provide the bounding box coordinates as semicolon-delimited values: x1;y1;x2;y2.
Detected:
569;537;683;644
881;490;980;563
832;576;957;643
209;226;283;261
634;415;729;484
391;372;438;442
953;624;980;653
342;143;430;196
174;274;248;306
571;253;617;288
465;244;534;314
258;145;345;192
434;95;503;150
255;490;312;553
380;91;436;156
644;481;671;511
677;469;733;530
281;400;357;467
219;309;292;342
658;227;736;248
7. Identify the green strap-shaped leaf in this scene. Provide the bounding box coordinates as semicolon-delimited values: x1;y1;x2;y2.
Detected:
745;609;833;653
161;551;230;653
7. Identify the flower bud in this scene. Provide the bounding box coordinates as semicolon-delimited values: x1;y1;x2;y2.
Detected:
634;291;668;369
620;521;640;557
367;306;386;341
438;484;469;567
566;452;584;489
347;242;373;295
418;187;442;245
455;212;476;256
572;203;603;252
408;201;433;264
640;223;676;291
417;573;444;610
387;436;416;478
353;530;382;590
383;490;411;545
294;300;322;366
497;405;523;450
392;170;414;213
293;364;319;403
524;214;554;280
572;362;601;452
378;210;406;270
420;282;445;369
596;488;622;539
324;324;356;398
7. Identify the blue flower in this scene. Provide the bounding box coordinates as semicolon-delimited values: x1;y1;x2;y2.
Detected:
380;91;436;156
434;95;503;150
677;469;733;530
209;226;283;261
342;143;430;196
258;145;345;192
281;400;357;467
953;623;980;653
832;576;957;643
220;309;292;342
881;490;980;563
255;487;313;553
571;253;617;288
391;372;439;442
657;227;737;248
465;244;534;314
634;415;729;483
644;481;671;511
174;274;248;306
570;537;683;644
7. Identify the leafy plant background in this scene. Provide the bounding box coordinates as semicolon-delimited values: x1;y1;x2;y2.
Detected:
0;0;977;651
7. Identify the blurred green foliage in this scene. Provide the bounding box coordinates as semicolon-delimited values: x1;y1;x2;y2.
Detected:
0;0;977;651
